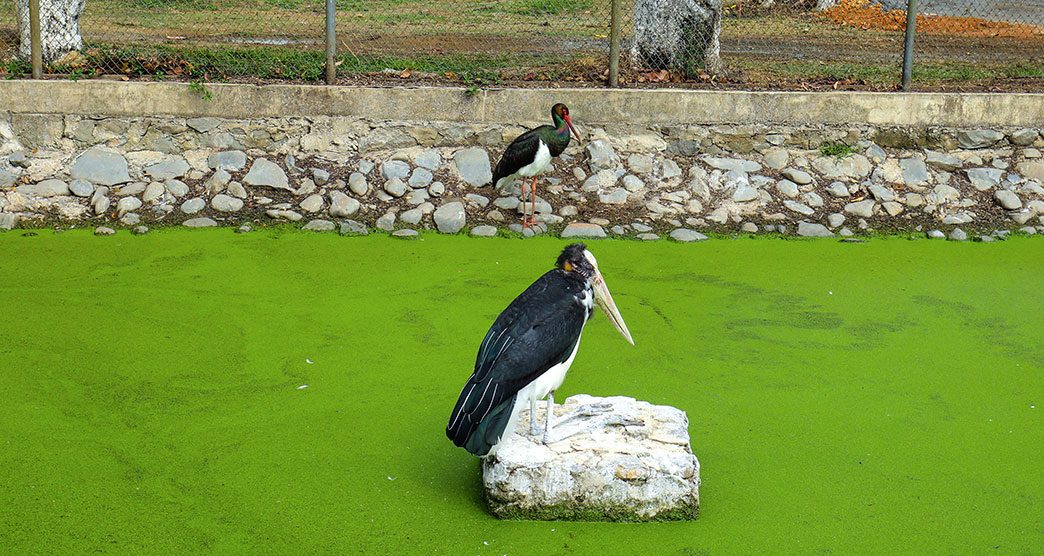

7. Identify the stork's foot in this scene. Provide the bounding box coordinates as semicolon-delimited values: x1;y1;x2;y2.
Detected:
540;427;584;445
521;217;537;229
529;424;544;436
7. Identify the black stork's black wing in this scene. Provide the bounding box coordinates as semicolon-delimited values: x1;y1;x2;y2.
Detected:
491;126;552;186
446;270;587;456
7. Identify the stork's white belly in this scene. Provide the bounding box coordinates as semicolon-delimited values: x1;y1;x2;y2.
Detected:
517;141;552;178
495;332;583;451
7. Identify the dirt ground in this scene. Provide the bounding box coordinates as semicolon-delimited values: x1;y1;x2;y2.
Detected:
821;0;1044;39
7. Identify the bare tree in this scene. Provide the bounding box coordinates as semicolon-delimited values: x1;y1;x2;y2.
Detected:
15;0;87;63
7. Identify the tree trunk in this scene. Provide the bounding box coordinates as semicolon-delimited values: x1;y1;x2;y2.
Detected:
16;0;87;63
631;0;723;77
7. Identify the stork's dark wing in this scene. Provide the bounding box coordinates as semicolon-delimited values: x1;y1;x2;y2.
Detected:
446;270;586;455
491;126;550;185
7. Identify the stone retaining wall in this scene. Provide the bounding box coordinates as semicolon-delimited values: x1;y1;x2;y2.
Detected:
2;105;1043;240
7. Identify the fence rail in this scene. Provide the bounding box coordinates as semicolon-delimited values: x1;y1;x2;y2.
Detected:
0;0;1041;90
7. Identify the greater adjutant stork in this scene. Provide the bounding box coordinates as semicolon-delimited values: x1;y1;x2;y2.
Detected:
446;243;634;457
492;103;581;229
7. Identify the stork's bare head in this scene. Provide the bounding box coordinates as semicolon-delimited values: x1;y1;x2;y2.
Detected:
557;243;634;345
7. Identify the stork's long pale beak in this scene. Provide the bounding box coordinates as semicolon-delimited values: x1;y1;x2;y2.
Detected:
592;270;634;346
564;114;582;143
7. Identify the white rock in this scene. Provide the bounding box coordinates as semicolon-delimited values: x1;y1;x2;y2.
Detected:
844;200;876;218
781;168;812;185
300;194;325;213
802;191;824;208
483;395;699;521
669;228;707;242
812;154;872;181
116;196;142;217
180;197;205;214
732;185;759;203
226;181;247;199
265;209;303;221
301;219;335;232
763;148;789;170
775;179;799;198
586;140;619;172
622;175;645;192
599;188;630;205
142;181;165;203
783;199;814;216
384;177;407;197
1016;160;1044;182
183;217;218;228
994;189;1022;210
211;194;244;213
243;158;290;190
582;169;618;192
434;201;467;233
797;221;833;237
933;183;961;204
825;182;850;197
16;179;69;197
329;191;361;217
348;172;369;196
69;179;95;198
966;168;1004;191
561;222;607;239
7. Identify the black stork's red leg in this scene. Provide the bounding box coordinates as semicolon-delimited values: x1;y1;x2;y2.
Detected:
525;177;538;228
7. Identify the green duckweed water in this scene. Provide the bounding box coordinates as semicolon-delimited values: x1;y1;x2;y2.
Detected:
1;230;1041;554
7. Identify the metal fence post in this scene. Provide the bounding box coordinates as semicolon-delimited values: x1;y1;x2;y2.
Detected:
607;0;622;87
325;0;336;85
29;0;42;78
901;0;917;90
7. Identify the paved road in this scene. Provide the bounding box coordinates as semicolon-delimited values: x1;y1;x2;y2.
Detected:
875;0;1044;26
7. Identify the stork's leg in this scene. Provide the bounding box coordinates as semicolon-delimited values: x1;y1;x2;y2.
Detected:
542;391;554;445
527;176;538;227
520;178;531;230
529;397;541;435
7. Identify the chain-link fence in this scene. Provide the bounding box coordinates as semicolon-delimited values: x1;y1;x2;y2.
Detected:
0;0;1041;90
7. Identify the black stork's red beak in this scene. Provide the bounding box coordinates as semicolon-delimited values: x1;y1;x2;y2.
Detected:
564;114;582;143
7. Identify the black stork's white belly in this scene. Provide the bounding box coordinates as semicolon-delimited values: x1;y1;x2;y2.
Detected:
494;139;553;189
514;140;552;179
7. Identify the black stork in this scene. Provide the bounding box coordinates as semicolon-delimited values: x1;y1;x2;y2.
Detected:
492;103;581;229
446;243;634;457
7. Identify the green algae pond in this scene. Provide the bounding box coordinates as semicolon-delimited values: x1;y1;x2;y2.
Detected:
1;229;1041;554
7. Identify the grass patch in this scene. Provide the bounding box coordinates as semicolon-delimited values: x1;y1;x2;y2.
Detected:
53;42;577;80
820;140;854;158
1;58;32;79
0;231;1041;552
730;57;1044;87
911;61;1044;82
506;0;593;16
